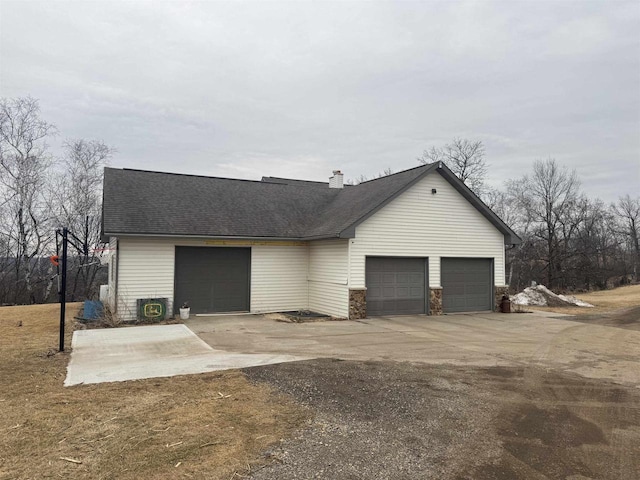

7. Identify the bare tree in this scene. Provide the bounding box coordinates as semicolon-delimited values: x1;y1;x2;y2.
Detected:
484;187;531;287
50;139;114;300
508;158;581;289
0;97;56;303
0;97;115;305
612;195;640;281
458;157;635;293
418;138;488;195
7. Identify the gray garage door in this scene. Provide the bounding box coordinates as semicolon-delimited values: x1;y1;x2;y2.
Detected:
174;247;250;314
366;257;426;316
441;258;492;313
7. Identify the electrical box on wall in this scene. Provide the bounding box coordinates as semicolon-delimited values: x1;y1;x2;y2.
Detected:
136;298;168;322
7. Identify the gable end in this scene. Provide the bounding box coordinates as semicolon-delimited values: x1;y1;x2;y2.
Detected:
339;162;521;245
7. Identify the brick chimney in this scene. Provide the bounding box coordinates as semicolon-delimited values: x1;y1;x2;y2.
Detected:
329;170;344;189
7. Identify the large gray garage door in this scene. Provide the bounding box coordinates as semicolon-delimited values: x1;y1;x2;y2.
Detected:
366;257;426;316
174;247;250;314
441;258;492;313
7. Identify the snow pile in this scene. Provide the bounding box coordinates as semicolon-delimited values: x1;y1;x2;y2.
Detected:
557;294;594;308
511;285;594;308
511;288;546;306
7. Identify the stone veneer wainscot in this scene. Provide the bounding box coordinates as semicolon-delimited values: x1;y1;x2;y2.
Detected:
349;289;367;319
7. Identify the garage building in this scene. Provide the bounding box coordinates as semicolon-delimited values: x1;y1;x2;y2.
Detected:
101;162;520;320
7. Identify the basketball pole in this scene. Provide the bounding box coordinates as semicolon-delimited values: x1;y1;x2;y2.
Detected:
55;227;89;352
59;228;68;352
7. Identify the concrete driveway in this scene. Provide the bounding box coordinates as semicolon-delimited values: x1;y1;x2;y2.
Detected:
187;311;640;387
65;324;307;386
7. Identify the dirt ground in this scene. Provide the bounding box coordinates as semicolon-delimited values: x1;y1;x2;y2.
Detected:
244;359;640;480
528;284;640;316
0;303;307;480
559;305;640;331
527;284;640;331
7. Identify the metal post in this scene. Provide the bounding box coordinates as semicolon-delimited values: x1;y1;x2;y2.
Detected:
59;227;68;352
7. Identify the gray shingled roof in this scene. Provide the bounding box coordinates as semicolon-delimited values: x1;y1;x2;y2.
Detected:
102;163;520;244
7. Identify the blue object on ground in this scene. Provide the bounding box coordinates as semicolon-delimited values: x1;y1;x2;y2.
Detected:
83;300;104;320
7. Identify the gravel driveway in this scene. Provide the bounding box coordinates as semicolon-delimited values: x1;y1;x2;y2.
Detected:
244;359;640;480
187;308;640;478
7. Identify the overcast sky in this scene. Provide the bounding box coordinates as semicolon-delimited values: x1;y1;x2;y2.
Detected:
1;0;638;201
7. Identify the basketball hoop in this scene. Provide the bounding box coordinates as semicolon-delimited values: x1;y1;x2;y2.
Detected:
91;247;115;265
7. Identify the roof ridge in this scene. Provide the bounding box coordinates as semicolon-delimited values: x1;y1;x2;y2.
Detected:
355;162;435;185
111;163;437;187
261;176;330;186
116;168;288;186
262;176;327;183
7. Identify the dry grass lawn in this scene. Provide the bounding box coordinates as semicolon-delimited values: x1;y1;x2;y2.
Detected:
0;303;308;480
526;284;640;315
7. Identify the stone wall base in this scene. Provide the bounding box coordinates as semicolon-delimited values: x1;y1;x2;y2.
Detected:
429;287;443;315
495;286;510;312
349;286;506;317
349;288;367;319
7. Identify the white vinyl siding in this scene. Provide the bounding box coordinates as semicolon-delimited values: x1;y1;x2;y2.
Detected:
114;237;310;321
349;173;506;289
116;237;175;321
250;245;308;312
308;239;349;318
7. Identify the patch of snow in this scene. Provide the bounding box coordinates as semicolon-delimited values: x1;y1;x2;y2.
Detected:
558;294;594;308
511;289;547;306
511;285;594;308
536;285;558;298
